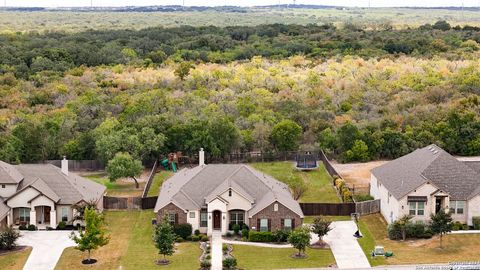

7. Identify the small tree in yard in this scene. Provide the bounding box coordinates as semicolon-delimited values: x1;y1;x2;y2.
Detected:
70;207;109;264
153;217;176;264
311;216;332;245
397;214;413;241
0;227;20;250
288;226;311;258
107;152;143;188
430;209;453;249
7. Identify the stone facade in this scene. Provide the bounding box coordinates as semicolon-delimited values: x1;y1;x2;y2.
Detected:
249;201;302;231
157;202;187;225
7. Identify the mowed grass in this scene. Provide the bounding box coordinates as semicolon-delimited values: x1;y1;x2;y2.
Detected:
83;172;145;197
303;215;351;224
233;245;335;269
358;214;480;265
147;170;174;197
0;247;32;270
55;211;201;270
251;162;340;203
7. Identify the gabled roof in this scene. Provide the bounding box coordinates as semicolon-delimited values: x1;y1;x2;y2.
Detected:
372;145;480;200
0;198;9;221
0;161;23;184
154;164;304;217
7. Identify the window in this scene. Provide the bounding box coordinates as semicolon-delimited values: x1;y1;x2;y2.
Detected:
189;212;195;219
273;203;278;212
61;207;68;222
168;213;176;226
200;210;208;227
19;208;30;223
409;202;425;216
229;211;244;229
283;219;292;230
260;219;269;232
450;201;465;214
1;184;5;188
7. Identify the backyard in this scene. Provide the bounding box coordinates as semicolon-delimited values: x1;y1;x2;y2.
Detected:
80;172;146;197
251;162;340;203
55;211;202;270
147;170;174;197
358;214;480;265
0;247;31;270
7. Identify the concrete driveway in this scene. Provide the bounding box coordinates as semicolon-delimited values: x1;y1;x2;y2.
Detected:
322;221;370;269
17;230;76;270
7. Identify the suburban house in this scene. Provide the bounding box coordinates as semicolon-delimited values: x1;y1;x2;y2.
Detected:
154;149;304;235
0;158;106;229
370;144;480;226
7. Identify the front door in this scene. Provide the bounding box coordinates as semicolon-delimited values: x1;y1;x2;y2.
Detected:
213;210;221;230
435;197;442;213
44;206;50;223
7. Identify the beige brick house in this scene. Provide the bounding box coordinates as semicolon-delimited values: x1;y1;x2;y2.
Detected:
370;145;480;226
154;150;304;235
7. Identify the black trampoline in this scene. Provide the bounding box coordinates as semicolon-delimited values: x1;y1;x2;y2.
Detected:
295;151;318;171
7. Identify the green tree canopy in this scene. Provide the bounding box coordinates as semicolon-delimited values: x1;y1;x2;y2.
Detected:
271;119;302;152
153;217;176;264
106;152;143;188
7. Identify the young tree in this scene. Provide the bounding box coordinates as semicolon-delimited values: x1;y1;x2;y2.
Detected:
287;226;311;258
271;119;302;152
174;61;193;80
397;215;413;241
70;207;109;264
430;209;453;248
311;216;332;245
153;217;176;264
106;152;143;188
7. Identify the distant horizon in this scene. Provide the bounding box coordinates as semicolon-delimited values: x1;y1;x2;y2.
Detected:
4;1;480;8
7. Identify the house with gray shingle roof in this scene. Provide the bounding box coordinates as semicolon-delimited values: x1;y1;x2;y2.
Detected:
154;149;304;236
370;144;480;225
0;158;106;230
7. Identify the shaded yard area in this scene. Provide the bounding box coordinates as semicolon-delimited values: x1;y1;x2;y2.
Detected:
233;245;335;269
358;214;480;266
147;170;174;197
251;162;340;203
55;211;201;270
80;172;145;197
0;247;32;270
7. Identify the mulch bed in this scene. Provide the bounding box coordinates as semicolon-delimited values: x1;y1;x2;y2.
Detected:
0;246;28;256
81;258;98;265
310;241;330;249
290;253;308;259
155;259;170;266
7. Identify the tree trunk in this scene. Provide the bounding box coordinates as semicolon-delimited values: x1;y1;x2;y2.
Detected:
440;233;443;249
401;229;406;241
88;250;91;262
132;177;139;189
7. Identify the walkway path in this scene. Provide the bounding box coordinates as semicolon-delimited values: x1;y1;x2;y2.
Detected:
17;231;75;270
323;221;370;269
211;231;223;270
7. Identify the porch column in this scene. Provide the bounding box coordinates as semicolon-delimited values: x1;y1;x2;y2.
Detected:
207;212;213;236
30;209;36;226
6;210;13;226
50;209;57;229
221;212;227;235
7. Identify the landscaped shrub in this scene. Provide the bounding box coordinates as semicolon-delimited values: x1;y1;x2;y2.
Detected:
18;225;27;230
232;224;241;235
0;227;20;250
27;224;36;231
353;194;374;202
335;178;345;190
201;235;209;242
226;232;233;237
241;228;249;239
389;220;432;240
273;229;291;243
191;235;200;241
452;221;469;231
223;257;237;269
194;229;200;236
473;217;480;230
200;259;211;268
57;221;66;230
248;231;276;242
173;223;192;239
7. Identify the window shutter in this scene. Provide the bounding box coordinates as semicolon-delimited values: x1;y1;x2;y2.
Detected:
175;213;178;225
268;219;271;232
257;219;261;231
280;218;284;230
292;219;295;230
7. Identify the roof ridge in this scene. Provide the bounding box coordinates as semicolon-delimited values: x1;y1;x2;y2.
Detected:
179;189;200;208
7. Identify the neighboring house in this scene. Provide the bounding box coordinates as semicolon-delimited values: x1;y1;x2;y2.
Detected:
154;149;304;235
370;144;480;226
0;158;106;229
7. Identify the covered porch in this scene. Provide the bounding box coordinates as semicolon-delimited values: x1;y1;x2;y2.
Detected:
8;204;57;229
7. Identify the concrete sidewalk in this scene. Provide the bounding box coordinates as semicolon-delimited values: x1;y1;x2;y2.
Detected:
211;231;223;270
17;231;76;270
323;221;370;269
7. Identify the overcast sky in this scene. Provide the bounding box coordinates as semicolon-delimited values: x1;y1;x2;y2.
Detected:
6;0;480;8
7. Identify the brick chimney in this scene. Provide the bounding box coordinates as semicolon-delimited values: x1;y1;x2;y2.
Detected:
61;156;69;176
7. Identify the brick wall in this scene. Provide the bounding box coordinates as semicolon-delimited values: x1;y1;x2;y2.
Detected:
157;203;187;225
249;201;302;231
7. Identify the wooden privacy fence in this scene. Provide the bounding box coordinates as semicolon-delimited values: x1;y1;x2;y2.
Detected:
300;203;356;216
46;160;105;171
355;199;381;215
318;150;342;183
142;160;159;198
103;196;158;210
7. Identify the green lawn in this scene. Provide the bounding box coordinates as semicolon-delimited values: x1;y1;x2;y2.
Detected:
147;170;174;197
233;245;335;269
82;172;144;197
251;162;340;203
358;214;480;265
56;211;201;270
303;215;351;224
0;247;32;270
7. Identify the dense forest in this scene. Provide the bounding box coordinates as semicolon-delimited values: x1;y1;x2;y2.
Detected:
0;20;480;164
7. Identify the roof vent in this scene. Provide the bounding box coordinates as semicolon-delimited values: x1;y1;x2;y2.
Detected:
433;150;438;154
428;146;433;150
